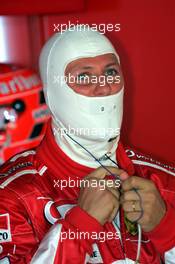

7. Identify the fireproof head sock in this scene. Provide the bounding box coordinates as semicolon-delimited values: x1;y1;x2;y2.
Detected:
39;26;124;167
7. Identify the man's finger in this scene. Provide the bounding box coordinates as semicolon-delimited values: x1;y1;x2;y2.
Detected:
108;206;119;222
120;171;129;181
106;187;120;199
125;211;144;223
122;176;153;192
120;190;140;203
122;200;141;213
87;166;126;180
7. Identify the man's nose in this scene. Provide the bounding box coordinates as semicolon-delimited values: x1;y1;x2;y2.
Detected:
93;78;112;96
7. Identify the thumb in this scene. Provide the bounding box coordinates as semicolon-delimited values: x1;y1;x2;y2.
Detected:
119;171;129;181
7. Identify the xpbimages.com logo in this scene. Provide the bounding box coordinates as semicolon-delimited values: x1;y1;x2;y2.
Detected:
53;73;121;86
53;21;121;34
60;229;120;242
53;177;121;190
56;126;120;139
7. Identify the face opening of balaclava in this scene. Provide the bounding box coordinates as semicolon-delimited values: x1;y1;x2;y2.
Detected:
39;26;124;168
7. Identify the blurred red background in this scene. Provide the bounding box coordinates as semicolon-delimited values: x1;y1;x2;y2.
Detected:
0;0;174;164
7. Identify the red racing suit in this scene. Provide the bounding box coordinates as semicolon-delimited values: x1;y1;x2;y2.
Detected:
0;122;175;264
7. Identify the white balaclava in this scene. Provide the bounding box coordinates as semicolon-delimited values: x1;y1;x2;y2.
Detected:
39;26;124;168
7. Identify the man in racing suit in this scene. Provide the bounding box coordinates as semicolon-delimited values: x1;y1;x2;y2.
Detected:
0;26;175;264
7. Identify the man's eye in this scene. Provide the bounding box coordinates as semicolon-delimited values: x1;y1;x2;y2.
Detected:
76;73;90;83
105;68;118;76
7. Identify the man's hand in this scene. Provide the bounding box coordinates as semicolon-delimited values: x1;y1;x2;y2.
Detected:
78;167;126;225
120;176;166;232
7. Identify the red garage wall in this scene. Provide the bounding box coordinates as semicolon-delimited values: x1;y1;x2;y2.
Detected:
40;0;175;165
